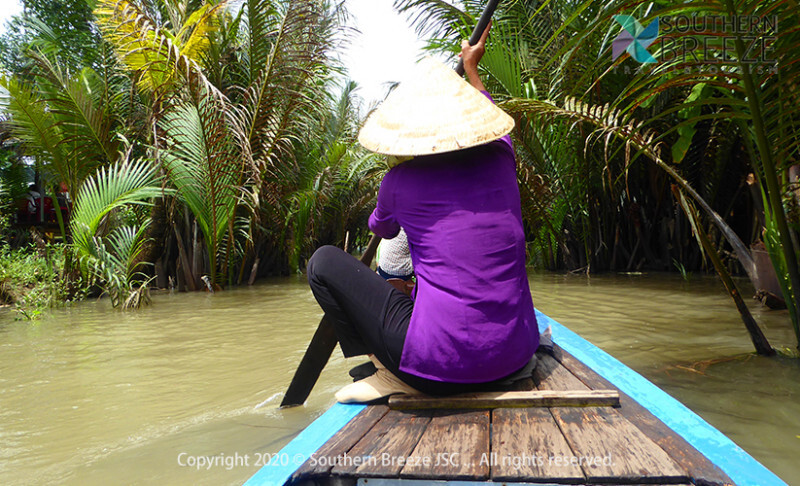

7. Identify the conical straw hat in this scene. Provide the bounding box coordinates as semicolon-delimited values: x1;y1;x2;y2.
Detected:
358;57;515;156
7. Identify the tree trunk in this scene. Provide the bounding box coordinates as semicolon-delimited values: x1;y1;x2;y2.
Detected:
673;185;774;356
173;224;197;292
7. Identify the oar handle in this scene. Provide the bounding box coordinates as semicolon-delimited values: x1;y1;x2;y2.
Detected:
279;234;382;408
454;0;502;76
360;234;382;266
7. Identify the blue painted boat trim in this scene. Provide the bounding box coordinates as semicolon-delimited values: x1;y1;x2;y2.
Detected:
536;310;786;486
246;310;787;486
243;403;365;486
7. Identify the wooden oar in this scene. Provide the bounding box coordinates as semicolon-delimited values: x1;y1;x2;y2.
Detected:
455;0;502;76
280;0;504;408
280;235;381;408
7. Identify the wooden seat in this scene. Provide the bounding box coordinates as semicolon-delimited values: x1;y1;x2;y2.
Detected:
388;389;620;409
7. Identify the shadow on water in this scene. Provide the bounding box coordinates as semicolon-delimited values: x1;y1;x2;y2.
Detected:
0;271;797;485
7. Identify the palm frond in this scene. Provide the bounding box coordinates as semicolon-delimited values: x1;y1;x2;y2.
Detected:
242;0;281;80
82;222;152;308
27;50;120;170
160;91;246;284
106;222;152;277
392;0;472;40
71;156;166;258
178;3;226;61
94;0;223;96
235;1;339;174
0;75;65;170
503;96;758;282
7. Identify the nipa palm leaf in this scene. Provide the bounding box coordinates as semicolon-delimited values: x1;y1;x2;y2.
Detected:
160;92;246;284
70;155;166;260
94;0;224;97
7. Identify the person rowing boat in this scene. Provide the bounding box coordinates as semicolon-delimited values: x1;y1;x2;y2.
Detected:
307;23;539;403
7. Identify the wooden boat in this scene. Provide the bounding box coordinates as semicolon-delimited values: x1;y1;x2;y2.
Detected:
244;311;787;486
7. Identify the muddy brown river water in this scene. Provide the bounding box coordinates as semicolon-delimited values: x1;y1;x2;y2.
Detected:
0;272;797;485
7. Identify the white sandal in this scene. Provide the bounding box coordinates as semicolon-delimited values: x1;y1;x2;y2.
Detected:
335;368;422;403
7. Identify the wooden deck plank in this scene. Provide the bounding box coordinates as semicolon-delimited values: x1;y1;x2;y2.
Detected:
389;389;620;410
292;405;389;479
288;346;733;486
332;409;431;478
399;410;490;480
537;350;690;482
535;353;592;391
491;407;585;482
553;345;734;486
551;406;689;484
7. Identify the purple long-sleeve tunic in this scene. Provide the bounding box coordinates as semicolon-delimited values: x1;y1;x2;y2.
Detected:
368;94;539;383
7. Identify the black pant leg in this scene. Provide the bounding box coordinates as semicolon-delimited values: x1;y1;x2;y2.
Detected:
307;245;411;365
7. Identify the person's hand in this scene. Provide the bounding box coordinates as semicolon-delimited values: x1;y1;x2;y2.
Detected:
460;21;491;74
459;21;490;91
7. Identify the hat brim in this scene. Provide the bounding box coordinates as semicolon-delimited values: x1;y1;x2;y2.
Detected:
358;58;515;156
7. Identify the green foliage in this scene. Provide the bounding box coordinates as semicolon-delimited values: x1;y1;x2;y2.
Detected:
70;156;166;308
0;243;77;320
94;0;224;95
0;179;8;237
1;0;379;307
0;136;28;206
278;81;383;272
160;92;244;285
762;185;799;338
0;124;28;244
81;223;154;308
70;156;164;253
596;0;800;345
0;52;122;198
0;0;101;73
673;259;691;282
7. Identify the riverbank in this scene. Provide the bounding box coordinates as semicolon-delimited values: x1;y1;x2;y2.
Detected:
0;272;796;485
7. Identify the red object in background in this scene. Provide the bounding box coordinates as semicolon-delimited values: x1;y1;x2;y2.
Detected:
42;197;56;221
15;196;71;225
